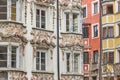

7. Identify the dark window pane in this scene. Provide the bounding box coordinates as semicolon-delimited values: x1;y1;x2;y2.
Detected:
0;61;7;67
0;54;7;60
83;27;89;38
83;52;89;64
66;13;69;31
0;0;7;5
66;53;70;72
93;50;98;64
94;2;98;14
93;25;98;37
83;7;86;18
0;14;7;19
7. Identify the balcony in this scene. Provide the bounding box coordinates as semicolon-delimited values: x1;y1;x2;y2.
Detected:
113;63;120;76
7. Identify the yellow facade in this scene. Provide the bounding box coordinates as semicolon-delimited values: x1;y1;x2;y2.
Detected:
102;0;120;80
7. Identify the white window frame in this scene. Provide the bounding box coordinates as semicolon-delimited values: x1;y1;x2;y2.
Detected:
0;0;22;22
36;6;47;29
0;42;20;69
65;12;79;32
92;23;99;38
82;5;87;18
65;51;80;73
35;50;47;71
115;0;120;13
92;0;99;15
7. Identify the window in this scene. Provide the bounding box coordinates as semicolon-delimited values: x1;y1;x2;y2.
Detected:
102;4;113;15
83;7;86;18
84;77;89;80
102;26;114;39
108;27;114;38
36;9;46;29
74;54;79;72
66;13;69;31
103;52;114;64
93;50;98;64
93;25;98;37
0;45;19;68
66;53;70;72
66;53;80;73
0;0;21;21
36;51;46;71
119;50;120;63
73;14;78;32
0;0;7;19
83;27;89;38
92;77;97;80
93;2;98;14
118;1;120;12
118;24;120;36
83;52;89;64
65;13;78;32
11;0;16;20
103;27;107;38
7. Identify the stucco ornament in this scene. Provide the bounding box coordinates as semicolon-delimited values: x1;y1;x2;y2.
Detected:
30;30;56;57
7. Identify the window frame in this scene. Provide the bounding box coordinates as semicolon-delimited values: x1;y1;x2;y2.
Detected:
0;0;22;21
93;50;98;64
83;52;89;64
36;7;47;29
82;5;87;18
92;1;99;15
102;4;113;15
36;50;47;71
92;23;99;38
83;27;89;38
102;26;114;39
0;42;20;68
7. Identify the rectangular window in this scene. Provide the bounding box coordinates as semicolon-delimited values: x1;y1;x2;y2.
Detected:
66;53;70;72
36;51;46;71
103;52;107;64
73;14;78;32
36;9;46;29
0;46;7;67
93;50;98;64
118;24;120;36
108;26;114;38
103;4;113;15
118;1;120;12
109;52;114;64
83;52;89;64
94;2;98;14
103;27;107;38
0;0;7;19
11;46;17;68
66;13;69;31
93;25;98;37
83;7;86;18
83;27;89;38
84;77;89;80
11;0;16;20
103;26;114;39
74;54;79;72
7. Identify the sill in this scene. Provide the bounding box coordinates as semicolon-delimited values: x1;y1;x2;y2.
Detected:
61;73;83;76
61;32;82;35
92;36;99;39
0;20;23;25
32;27;53;32
102;14;114;16
0;68;24;72
102;63;114;66
32;70;54;74
92;63;98;64
103;37;114;40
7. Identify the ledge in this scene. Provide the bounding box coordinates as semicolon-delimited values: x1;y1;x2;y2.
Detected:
32;27;53;33
61;73;83;76
32;71;54;74
61;32;82;35
0;68;25;73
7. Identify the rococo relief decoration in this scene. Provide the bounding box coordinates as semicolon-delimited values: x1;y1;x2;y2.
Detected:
30;30;56;57
0;22;27;55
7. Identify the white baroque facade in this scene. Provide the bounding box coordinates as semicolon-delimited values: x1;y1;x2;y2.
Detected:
0;0;83;80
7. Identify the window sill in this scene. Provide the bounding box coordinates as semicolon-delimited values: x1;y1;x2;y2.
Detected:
0;68;24;72
102;14;114;16
61;73;83;76
32;70;54;74
102;37;114;40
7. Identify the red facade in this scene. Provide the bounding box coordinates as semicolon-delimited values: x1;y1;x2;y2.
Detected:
82;0;100;79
